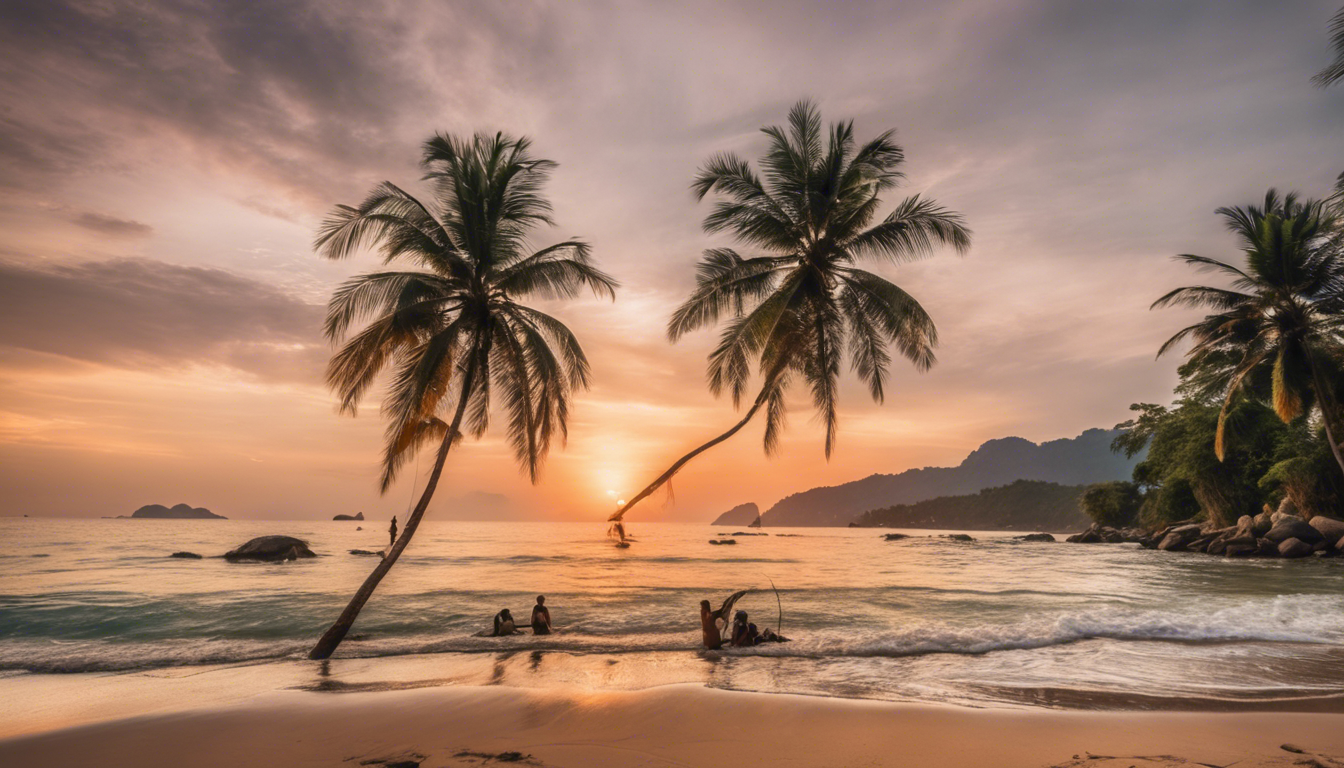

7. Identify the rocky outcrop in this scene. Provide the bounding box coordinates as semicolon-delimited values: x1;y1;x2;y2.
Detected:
1065;513;1341;562
224;536;315;562
708;539;737;545
942;534;976;542
882;533;911;541
333;512;365;521
1264;516;1324;545
168;551;202;559
349;549;383;557
1066;523;1151;545
1015;533;1056;542
132;503;225;519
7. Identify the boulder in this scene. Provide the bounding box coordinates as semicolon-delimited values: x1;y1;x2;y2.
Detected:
1308;516;1344;546
349;549;384;557
708;539;737;545
1157;524;1202;552
883;533;911;541
1224;542;1258;558
1256;537;1279;557
1234;515;1255;538
1016;533;1056;542
168;551;202;559
223;536;316;562
1067;525;1103;544
1251;511;1274;537
942;534;975;542
1265;518;1324;545
1278;538;1314;559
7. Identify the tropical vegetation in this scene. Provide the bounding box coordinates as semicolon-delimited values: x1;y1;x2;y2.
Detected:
307;132;617;659
610;100;970;532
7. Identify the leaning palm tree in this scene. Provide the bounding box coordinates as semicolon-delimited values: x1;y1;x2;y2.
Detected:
308;132;617;659
609;101;970;531
1154;190;1344;478
1313;6;1344;87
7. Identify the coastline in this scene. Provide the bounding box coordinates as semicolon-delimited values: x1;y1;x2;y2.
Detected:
3;655;1344;768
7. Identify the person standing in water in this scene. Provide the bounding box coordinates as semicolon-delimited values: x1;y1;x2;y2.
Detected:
388;516;398;548
700;600;722;650
531;595;552;635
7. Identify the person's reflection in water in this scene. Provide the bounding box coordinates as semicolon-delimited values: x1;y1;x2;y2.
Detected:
529;650;544;673
490;652;510;685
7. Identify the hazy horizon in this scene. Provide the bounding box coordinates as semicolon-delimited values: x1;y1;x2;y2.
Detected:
1;0;1340;521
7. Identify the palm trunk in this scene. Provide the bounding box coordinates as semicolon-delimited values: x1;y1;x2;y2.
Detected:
611;377;777;524
1307;351;1344;478
307;358;479;660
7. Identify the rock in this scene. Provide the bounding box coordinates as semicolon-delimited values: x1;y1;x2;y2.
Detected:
333;512;365;521
1278;538;1314;559
1308;515;1344;546
1251;510;1274;537
349;549;384;557
356;526;363;530
883;533;910;541
942;534;975;542
1256;537;1279;557
708;539;737;545
1265;518;1324;545
168;551;202;559
1276;497;1298;518
1312;539;1333;553
1224;542;1258;558
1016;533;1056;542
223;536;316;562
1157;524;1202;552
1066;525;1103;544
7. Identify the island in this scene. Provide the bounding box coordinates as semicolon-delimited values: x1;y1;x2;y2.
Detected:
127;504;226;520
333;512;365;521
710;502;759;527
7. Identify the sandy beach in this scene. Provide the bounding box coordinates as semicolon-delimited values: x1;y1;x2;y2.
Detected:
3;657;1344;768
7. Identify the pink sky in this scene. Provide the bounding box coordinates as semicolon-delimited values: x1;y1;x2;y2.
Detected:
0;1;1340;521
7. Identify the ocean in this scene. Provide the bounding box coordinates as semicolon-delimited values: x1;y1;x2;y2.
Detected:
2;518;1342;709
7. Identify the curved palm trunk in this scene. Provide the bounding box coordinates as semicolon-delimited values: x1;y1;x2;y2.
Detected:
1307;351;1344;478
308;360;478;660
611;380;775;524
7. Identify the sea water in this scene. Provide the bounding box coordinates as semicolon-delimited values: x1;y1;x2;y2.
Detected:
1;518;1342;709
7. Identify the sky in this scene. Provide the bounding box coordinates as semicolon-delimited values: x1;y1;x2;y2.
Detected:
0;0;1340;521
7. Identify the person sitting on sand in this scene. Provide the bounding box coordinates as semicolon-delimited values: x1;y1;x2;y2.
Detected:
700;600;723;650
730;610;759;647
531;595;552;635
492;608;517;636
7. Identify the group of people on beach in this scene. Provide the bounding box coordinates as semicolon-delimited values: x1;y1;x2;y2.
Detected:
490;595;553;636
486;594;785;649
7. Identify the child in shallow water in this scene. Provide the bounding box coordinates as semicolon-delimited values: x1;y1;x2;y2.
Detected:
491;608;517;636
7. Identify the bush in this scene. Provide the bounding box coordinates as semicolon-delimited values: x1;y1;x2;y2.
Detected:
1081;481;1143;527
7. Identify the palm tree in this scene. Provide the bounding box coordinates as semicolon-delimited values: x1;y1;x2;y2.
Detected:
307;132;617;659
609;101;970;530
1313;6;1344;87
1154;190;1344;479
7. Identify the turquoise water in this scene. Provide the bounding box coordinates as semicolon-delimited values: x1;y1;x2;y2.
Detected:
1;519;1342;708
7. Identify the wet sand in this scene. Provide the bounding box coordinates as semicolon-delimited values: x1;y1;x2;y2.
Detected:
2;656;1343;768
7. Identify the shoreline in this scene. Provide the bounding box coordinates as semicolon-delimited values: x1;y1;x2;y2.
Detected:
3;680;1343;768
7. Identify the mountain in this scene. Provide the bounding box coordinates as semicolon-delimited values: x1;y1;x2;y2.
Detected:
760;429;1136;527
129;503;226;520
710;502;760;527
851;480;1089;531
333;512;365;521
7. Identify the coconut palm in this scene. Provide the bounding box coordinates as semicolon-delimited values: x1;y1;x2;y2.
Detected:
609;101;970;530
1154;190;1344;478
308;132;617;659
1313;6;1344;87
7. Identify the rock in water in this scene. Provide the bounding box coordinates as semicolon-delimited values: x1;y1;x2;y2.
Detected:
132;503;226;520
224;536;316;562
1015;533;1055;542
1278;538;1314;559
1157;524;1202;551
349;549;383;557
333;512;365;521
883;533;911;541
168;551;202;559
942;534;975;542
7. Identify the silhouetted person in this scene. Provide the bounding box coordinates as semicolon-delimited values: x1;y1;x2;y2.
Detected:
492;608;517;636
388;516;398;548
531;595;552;635
700;599;722;650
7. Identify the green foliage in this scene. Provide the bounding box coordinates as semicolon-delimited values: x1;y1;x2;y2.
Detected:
1259;425;1344;518
1314;6;1344;87
671;100;971;458
316;132;618;489
1080;481;1143;528
854;480;1088;531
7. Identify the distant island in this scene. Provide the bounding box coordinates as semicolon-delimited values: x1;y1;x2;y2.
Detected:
851;480;1089;531
127;504;226;520
758;429;1139;527
710;503;759;526
333;512;365;521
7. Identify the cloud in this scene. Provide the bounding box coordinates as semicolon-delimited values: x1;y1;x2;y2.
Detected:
0;258;326;382
69;211;153;238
